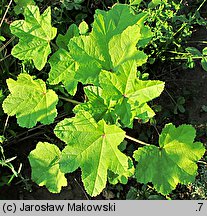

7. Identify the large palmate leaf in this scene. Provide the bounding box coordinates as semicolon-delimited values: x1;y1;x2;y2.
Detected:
74;61;163;127
99;62;165;127
69;4;149;84
133;124;205;195
10;5;57;70
28;142;67;193
54;111;129;196
48;48;78;95
2;74;58;128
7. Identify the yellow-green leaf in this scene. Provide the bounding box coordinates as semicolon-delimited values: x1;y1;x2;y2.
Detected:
54;111;129;196
133;123;205;195
2;74;58;128
10;5;57;70
28;142;67;193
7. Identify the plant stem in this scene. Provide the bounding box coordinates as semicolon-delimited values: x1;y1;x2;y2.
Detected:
0;0;13;28
194;0;207;15
198;160;207;165
125;135;150;146
0;36;15;53
51;42;59;50
170;56;203;60
168;51;189;55
165;89;177;105
187;41;207;44
3;116;9;135
59;96;82;105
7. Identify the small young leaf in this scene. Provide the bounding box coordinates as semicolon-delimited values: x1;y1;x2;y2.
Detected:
201;105;207;112
0;36;6;42
2;74;58;128
0;135;5;143
54;111;129;196
134;103;155;123
133;123;205;195
10;5;57;70
28;142;67;193
78;21;89;35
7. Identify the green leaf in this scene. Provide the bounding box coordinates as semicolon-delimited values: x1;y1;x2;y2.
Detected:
69;4;148;84
91;4;146;40
201;47;207;71
133;123;205;195
10;5;57;70
108;25;148;69
99;63;165;127
134;103;155;123
56;24;79;50
186;47;202;57
129;0;142;6
2;74;58;128
54;111;129;196
49;24;80;94
138;25;153;48
108;157;135;185
148;0;162;8
48;48;78;95
14;0;35;14
0;36;6;42
73;86;109;122
0;135;5;143
79;21;89;35
201;58;207;71
74;60;163;127
28;142;67;193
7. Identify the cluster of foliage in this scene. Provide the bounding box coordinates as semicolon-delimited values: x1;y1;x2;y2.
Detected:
129;0;207;69
0;0;207;198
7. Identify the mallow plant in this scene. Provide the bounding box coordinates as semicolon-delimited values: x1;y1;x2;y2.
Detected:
1;3;205;197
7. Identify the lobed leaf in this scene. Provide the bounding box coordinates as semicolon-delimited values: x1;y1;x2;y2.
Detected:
28;142;67;193
69;4;149;85
10;5;57;70
54;111;129;196
99;62;165;127
133;123;205;195
2;74;58;128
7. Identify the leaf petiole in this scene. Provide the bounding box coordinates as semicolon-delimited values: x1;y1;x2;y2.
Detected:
59;96;82;105
125;135;150;146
